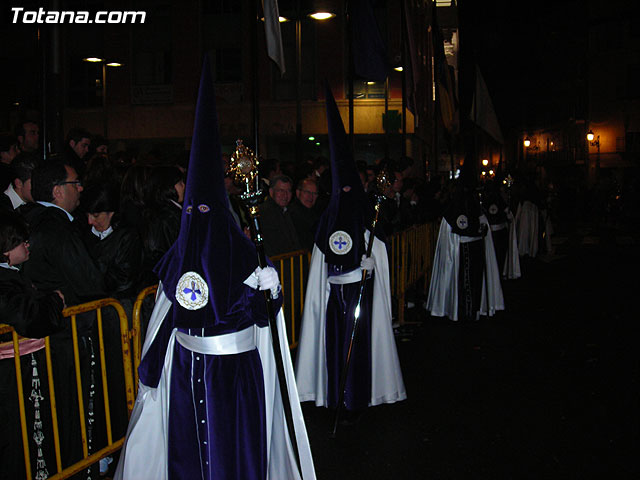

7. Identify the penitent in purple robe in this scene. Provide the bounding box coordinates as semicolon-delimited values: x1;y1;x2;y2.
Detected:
115;54;315;480
136;282;279;480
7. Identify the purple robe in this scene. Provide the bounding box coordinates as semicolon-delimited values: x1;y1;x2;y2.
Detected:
325;274;374;411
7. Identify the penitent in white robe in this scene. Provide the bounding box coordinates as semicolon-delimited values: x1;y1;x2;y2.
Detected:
426;215;505;321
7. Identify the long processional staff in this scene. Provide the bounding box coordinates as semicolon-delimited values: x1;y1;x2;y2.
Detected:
115;56;315;480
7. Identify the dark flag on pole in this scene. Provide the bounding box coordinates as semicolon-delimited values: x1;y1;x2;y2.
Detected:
469;65;504;144
350;0;389;82
263;0;285;75
433;4;458;134
401;0;420;115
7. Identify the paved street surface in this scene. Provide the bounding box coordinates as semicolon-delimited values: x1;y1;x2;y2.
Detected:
300;224;639;479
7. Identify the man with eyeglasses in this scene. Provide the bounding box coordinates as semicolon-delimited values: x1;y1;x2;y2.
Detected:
289;177;322;251
260;174;302;257
19;160;104;305
18;160;106;470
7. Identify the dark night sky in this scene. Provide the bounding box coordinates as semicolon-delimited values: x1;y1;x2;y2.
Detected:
458;0;589;135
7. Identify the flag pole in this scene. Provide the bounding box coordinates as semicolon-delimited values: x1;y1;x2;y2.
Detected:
346;2;355;155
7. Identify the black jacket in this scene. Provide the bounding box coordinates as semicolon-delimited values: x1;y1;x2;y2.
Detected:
0;266;65;338
260;198;302;257
18;202;106;307
84;223;144;299
288;199;321;252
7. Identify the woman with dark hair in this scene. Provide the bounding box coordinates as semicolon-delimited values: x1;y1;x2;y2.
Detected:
0;211;65;480
141;165;185;285
82;185;143;301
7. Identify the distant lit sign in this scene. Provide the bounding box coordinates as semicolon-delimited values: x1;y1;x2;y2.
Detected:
131;84;173;105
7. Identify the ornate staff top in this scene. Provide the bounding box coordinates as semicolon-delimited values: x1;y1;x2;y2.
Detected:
375;169;392;200
504;174;514;188
228;139;262;204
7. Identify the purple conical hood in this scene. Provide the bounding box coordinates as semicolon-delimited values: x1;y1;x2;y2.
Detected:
154;56;258;326
314;82;372;268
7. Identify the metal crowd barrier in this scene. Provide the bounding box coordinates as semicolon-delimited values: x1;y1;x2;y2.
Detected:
131;285;158;392
389;222;438;325
0;298;134;480
269;249;311;349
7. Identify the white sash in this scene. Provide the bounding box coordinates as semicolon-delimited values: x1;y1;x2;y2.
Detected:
327;268;363;285
175;326;256;355
459;235;482;243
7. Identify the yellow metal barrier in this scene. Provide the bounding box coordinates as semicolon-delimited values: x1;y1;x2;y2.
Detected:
131;285;159;391
0;297;135;480
389;222;438;325
270;249;311;349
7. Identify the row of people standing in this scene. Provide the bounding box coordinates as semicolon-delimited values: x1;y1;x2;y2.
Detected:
0;133;188;478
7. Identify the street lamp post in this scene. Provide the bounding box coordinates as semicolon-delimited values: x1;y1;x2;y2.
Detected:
82;57;123;139
284;6;335;163
587;129;600;179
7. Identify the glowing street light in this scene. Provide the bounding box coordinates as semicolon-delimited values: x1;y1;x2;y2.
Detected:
82;57;124;138
309;12;335;20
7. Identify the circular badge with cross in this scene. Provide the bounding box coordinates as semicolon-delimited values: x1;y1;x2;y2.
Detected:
488;204;499;215
456;215;469;230
176;272;209;310
329;230;352;255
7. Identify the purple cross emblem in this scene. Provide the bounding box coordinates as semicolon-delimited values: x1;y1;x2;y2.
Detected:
333;236;347;250
183;281;202;301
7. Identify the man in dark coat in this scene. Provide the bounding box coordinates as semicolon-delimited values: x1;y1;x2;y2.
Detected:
260;174;302;256
18;159;106;472
289;177;322;251
19;160;105;308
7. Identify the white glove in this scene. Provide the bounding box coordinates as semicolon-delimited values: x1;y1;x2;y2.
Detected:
360;254;374;272
256;266;281;299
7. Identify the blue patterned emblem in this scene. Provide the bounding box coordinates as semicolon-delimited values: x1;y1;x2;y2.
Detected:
329;230;352;255
183;281;202;301
456;215;469;230
176;272;209;310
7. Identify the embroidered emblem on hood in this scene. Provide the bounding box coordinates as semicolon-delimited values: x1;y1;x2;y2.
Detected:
176;272;209;310
456;215;469;230
329;231;352;255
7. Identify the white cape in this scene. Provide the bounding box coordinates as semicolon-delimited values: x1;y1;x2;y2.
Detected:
426;216;505;321
115;283;316;480
503;212;521;279
515;201;539;257
295;232;406;407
